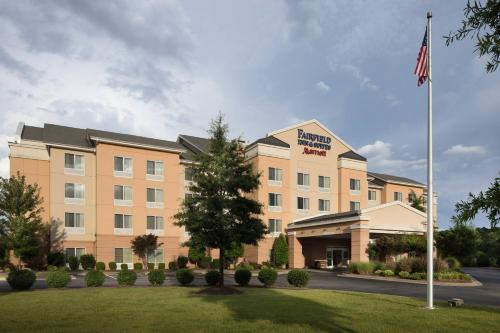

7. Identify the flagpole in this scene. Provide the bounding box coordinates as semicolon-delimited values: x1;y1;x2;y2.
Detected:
426;11;434;310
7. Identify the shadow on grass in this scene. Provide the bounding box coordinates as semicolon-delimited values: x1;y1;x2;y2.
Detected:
197;287;357;333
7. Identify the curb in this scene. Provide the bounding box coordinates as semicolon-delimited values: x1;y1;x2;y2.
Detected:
338;273;482;287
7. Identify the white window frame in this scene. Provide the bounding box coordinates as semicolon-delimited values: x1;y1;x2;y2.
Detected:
64;183;85;205
64;212;85;234
297;197;310;212
115;248;133;269
114;156;133;178
146;188;164;208
268;219;282;237
268;167;283;186
319;199;330;212
146;160;164;181
65;247;85;259
297;172;310;190
114;185;133;206
114;214;133;235
368;190;377;201
268;193;282;212
349;178;361;195
318;176;331;192
146;216;164;236
350;201;361;211
394;191;403;201
64;153;85;176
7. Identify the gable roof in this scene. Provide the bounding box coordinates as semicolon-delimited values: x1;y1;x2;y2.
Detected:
267;119;356;152
247;135;290;149
368;171;425;187
338;150;367;162
178;134;211;153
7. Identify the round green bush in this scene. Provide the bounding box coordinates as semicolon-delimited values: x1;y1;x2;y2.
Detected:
399;271;410;279
120;263;129;270
47;252;65;267
176;268;194;285
96;262;106;271
108;262;117;271
205;270;220;286
158;263;166;270
85;270;106;287
235;268;252;286
7;269;36;291
148;269;166;286
147;263;155;270
134;262;143;271
383;270;395;277
46;270;71;288
68;256;79;271
168;261;177;270
80;254;96;270
177;256;189;269
47;265;58;271
258;267;278;287
117;269;137;286
287;269;310;287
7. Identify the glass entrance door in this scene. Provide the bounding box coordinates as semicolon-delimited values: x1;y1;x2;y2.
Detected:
326;247;348;268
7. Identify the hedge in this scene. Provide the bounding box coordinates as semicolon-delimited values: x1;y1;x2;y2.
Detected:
148;270;166;286
80;254;96;270
96;262;106;271
117;270;137;286
85;270;106;287
258;267;278;287
176;268;194;285
235;268;252;286
108;262;117;271
46;270;71;288
287;269;310;287
7;269;36;291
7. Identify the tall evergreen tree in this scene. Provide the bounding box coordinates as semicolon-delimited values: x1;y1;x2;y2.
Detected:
271;233;288;267
175;114;265;287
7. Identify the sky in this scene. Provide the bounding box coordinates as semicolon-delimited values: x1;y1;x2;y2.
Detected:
0;0;498;229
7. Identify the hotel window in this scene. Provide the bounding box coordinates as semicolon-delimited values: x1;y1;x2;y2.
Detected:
318;176;331;191
114;156;133;177
64;183;85;204
349;179;360;191
114;214;133;235
114;185;133;206
64;213;84;233
147;249;164;266
147;216;164;236
319;199;330;212
146;160;164;181
268;193;282;212
147;188;164;208
268;167;283;186
368;190;377;201
115;248;132;267
394;192;403;201
65;247;85;259
64;153;84;175
297;197;310;211
297;173;310;187
350;201;361;211
268;219;282;235
185;167;194;181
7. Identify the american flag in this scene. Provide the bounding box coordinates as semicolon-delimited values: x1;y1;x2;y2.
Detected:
414;27;428;86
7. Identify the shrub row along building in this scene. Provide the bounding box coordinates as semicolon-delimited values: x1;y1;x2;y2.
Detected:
8;119;437;268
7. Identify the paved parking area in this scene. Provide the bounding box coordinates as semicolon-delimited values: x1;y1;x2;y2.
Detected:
1;267;499;308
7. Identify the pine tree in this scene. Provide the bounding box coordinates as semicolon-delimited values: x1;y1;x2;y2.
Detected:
271;233;288;267
175;114;265;287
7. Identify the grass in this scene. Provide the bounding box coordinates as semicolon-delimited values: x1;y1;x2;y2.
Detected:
0;287;499;333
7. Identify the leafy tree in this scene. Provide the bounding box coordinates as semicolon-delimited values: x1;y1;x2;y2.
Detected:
445;0;500;73
187;240;206;266
130;234;163;268
408;190;426;212
0;172;46;267
435;225;481;259
224;242;245;267
452;175;499;229
174;114;266;287
271;234;288;267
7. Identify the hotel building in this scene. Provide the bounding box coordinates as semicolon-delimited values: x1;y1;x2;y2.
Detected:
8;120;436;268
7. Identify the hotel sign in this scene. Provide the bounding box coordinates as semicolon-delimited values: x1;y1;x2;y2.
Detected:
297;129;332;157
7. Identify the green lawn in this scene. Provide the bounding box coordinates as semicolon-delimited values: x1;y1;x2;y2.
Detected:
0;287;498;333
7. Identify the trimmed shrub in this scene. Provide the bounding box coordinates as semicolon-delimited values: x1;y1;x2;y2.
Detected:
46;270;71;288
177;256;189;269
287;269;310;287
348;262;374;275
96;262;106;271
158;263;165;270
444;257;461;271
382;270;395;277
148;269;166;286
80;254;96;270
399;271;410;279
117;269;137;286
411;257;426;273
235;268;252;286
176;268;194;285
271;234;288;267
85;270;105;287
198;256;212;269
205;270;220;286
435;272;472;281
47;265;58;271
236;263;254;271
108;262;117;271
120;263;129;270
147;263;155;270
47;252;65;267
7;269;36;291
68;256;79;271
258;267;278;287
168;261;177;270
476;252;490;267
134;263;143;271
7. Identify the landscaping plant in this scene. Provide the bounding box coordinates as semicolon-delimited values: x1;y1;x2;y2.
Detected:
79;254;96;270
96;262;106;271
158;263;165;270
46;270;71;288
47;251;65;267
108;262;117;271
147;263;155;270
120;264;128;270
148;269;166;286
85;270;106;287
168;261;177;270
7;269;36;291
205;270;220;286
271;234;288;268
177;256;188;269
117;269;137;286
176;268;194;285
287;269;310;287
134;262;143;271
234;268;252;286
258;267;278;287
68;256;79;271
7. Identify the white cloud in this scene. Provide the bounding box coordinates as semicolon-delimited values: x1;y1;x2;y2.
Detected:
445;144;487;155
316;81;330;92
358;140;426;172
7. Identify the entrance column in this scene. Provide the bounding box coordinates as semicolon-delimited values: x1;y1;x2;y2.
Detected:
287;232;304;268
350;219;370;262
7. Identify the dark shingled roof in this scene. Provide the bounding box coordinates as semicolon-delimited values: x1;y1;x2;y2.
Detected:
21;125;44;141
43;124;92;148
87;128;184;151
338;150;367;162
247;135;290;149
290;210;361;226
178;135;211;153
368;172;425;187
